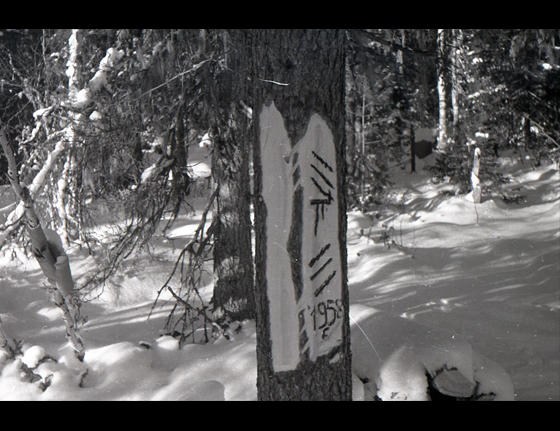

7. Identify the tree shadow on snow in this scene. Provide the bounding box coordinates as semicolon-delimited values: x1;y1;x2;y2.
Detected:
349;228;560;317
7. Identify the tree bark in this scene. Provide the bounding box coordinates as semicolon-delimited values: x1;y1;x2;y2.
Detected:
437;29;449;152
209;30;255;322
471;147;482;203
251;29;352;400
451;29;463;143
1;121;84;361
0;315;10;357
410;123;416;173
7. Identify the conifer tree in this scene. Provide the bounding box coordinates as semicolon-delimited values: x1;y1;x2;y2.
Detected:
251;29;352;401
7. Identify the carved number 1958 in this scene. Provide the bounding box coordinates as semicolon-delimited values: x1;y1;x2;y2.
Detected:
310;299;343;339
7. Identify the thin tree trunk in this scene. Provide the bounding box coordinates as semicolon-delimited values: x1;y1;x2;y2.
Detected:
437;29;449;152
471;147;482;203
410;123;416;173
57;29;81;247
0;315;10;357
451;29;463;142
0;121;85;361
360;91;366;212
251;29;351;400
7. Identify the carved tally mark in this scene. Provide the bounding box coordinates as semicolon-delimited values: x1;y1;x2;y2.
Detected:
310;156;335;236
308;243;336;297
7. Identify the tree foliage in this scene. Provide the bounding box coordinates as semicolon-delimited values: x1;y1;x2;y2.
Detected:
344;29;560;210
2;30;214;269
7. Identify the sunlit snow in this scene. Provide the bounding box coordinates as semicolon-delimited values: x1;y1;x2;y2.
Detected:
1;149;558;400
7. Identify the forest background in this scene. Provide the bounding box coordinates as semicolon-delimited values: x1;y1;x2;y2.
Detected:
0;29;558;400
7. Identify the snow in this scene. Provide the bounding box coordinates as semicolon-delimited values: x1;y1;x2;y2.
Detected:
1;150;558;400
350;303;515;400
21;345;47;368
348;151;559;400
414;127;436;142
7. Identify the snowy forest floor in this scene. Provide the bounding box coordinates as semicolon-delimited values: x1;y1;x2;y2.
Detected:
0;149;558;400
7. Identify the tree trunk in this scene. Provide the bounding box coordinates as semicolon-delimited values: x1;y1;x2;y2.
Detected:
209;30;255;322
0;315;10;357
251;29;352;401
410;122;416;173
1;121;85;361
471;147;482;203
437;29;449;152
451;29;463;143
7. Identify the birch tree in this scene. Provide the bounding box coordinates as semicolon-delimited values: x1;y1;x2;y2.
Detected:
471;146;482;203
451;29;464;142
1;119;85;360
0;29;129;360
437;29;450;152
0;315;10;360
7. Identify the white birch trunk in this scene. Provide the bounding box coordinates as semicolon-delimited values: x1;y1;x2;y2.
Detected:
437;29;448;152
57;177;70;247
1;121;84;361
471;147;482;203
0;314;10;358
451;29;463;135
51;286;85;361
56;31;82;247
66;29;81;101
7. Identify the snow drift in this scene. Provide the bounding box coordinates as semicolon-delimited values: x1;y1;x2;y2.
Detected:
1;150;558;400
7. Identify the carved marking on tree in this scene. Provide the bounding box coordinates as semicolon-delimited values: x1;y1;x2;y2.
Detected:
259;101;343;372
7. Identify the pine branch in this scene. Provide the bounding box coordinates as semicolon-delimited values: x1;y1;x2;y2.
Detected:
354;29;436;58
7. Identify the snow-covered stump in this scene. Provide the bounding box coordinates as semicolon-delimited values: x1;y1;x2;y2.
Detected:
350;304;515;401
471;147;482;204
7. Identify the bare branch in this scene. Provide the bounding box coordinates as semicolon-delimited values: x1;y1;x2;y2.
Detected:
136;58;212;99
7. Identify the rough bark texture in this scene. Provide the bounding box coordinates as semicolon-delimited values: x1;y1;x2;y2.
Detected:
250;29;351;401
210;30;255;322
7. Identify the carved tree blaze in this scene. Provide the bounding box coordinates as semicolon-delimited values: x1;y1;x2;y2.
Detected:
252;28;349;401
260;102;343;372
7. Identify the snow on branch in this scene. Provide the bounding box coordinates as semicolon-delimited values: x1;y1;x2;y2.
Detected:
4;139;67;227
63;46;125;110
466;84;506;100
66;29;81;95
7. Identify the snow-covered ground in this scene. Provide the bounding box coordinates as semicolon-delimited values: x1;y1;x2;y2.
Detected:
1;150;558;400
348;151;559;400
